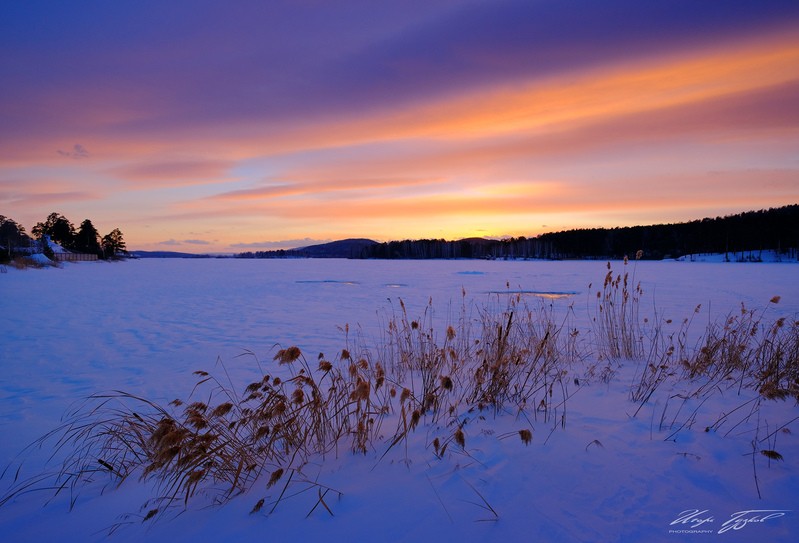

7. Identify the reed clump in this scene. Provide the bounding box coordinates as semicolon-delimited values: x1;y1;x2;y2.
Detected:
7;256;59;269
683;297;799;401
590;256;645;360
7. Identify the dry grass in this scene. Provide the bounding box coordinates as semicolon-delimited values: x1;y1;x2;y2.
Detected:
1;263;796;524
590;255;645;360
682;297;799;400
6;256;59;269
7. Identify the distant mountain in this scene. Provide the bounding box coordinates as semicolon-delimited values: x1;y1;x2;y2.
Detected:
359;205;799;260
296;238;378;258
130;250;213;259
236;238;378;259
236;205;799;261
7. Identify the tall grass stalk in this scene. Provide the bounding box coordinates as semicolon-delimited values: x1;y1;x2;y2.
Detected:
590;256;645;360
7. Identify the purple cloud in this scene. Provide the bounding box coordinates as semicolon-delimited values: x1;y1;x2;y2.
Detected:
5;0;797;140
57;144;89;159
229;238;332;250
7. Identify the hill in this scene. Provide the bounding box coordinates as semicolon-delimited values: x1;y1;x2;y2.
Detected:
360;205;799;260
236;238;377;259
296;238;378;258
234;205;798;261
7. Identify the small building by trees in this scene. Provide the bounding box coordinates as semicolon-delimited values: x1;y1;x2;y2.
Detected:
32;212;76;250
1;212;127;263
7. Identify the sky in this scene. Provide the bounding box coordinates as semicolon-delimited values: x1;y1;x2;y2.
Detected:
1;0;798;253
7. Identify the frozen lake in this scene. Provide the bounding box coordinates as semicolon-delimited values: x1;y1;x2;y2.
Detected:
2;258;797;444
1;258;798;542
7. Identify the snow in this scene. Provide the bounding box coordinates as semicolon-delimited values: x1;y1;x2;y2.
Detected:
22;253;54;265
1;258;798;542
43;235;70;254
670;250;798;263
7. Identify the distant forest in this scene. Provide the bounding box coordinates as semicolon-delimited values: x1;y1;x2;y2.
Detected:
237;205;798;261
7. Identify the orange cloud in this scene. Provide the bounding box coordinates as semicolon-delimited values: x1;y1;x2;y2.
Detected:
209;176;446;201
109;159;237;187
156;166;796;241
269;31;799;153
9;30;795;172
197;33;799;201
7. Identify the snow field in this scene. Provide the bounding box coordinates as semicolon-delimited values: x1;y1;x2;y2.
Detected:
1;258;797;542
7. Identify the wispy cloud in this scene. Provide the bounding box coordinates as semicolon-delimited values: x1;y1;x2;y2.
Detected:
229;238;332;250
57;144;89;159
110;159;236;187
0;189;98;207
209;177;444;202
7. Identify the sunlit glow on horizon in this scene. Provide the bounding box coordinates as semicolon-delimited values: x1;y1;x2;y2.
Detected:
1;2;798;252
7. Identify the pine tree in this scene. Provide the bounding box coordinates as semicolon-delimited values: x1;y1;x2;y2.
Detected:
75;219;102;255
101;228;127;259
0;215;30;261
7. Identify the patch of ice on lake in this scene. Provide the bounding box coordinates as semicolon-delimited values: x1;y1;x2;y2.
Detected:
485;289;580;299
295;280;360;285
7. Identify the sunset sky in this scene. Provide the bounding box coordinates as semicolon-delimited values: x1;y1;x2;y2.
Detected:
2;1;798;253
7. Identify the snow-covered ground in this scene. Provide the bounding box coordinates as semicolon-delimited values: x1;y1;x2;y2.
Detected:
1;258;798;542
671;249;798;263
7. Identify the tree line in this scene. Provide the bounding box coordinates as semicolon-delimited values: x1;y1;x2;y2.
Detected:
0;212;127;262
360;205;798;260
